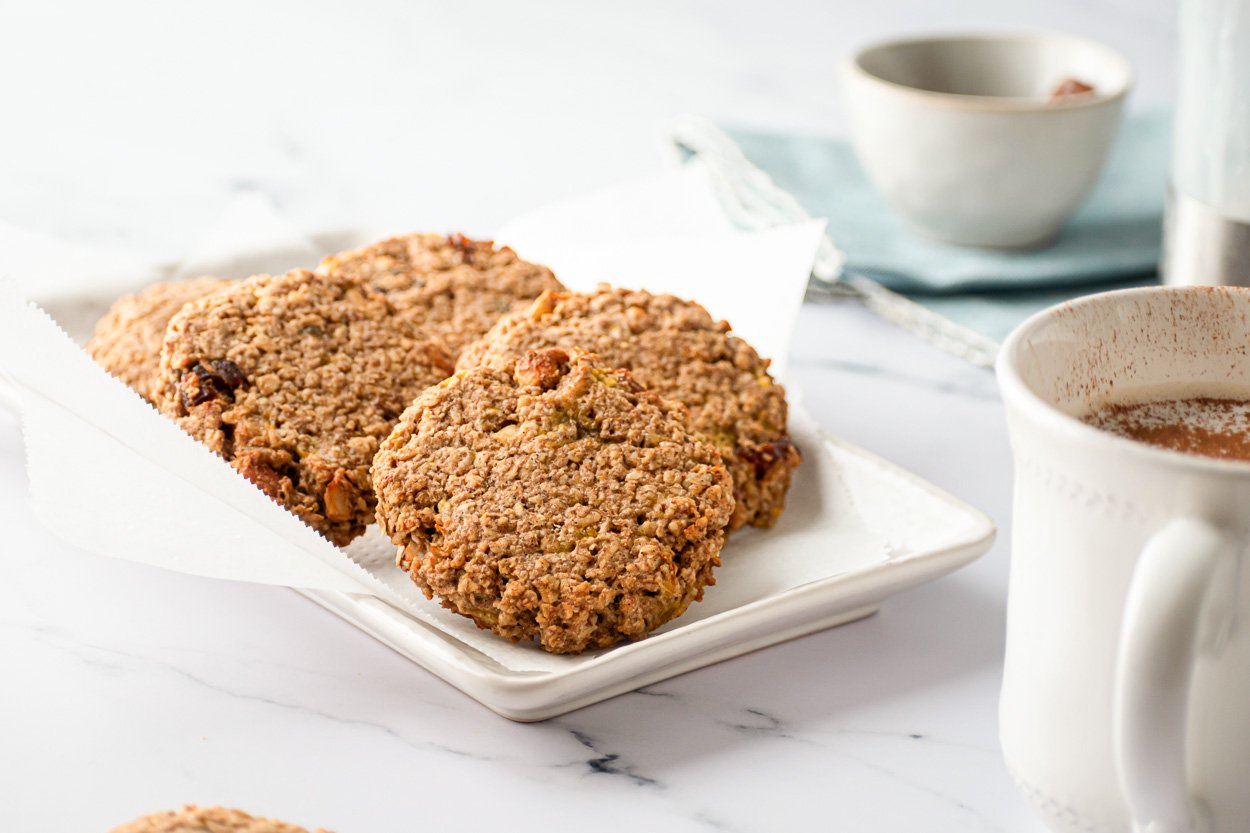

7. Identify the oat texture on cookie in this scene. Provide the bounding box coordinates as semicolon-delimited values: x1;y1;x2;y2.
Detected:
108;804;331;833
318;232;564;359
458;286;801;531
87;276;233;401
155;269;454;546
372;347;735;654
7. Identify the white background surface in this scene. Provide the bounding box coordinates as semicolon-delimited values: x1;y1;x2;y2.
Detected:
0;1;1174;831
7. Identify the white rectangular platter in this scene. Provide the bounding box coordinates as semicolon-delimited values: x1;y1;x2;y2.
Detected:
2;214;994;723
1;322;994;722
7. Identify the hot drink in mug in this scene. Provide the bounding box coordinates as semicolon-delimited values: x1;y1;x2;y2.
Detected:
997;286;1250;833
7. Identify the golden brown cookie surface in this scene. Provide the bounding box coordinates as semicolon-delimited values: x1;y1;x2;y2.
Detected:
107;805;330;833
87;276;232;401
319;232;563;360
155;269;453;545
458;287;801;531
373;348;734;654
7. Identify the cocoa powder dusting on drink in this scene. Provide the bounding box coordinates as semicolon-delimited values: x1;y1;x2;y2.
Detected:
1084;397;1250;462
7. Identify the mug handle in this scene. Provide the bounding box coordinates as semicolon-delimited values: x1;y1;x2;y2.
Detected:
1114;517;1240;833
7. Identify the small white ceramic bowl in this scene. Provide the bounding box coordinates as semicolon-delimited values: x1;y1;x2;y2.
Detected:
842;32;1133;249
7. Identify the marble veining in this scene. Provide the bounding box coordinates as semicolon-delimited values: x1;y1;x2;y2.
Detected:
793;350;1003;402
566;730;663;787
6;615;493;764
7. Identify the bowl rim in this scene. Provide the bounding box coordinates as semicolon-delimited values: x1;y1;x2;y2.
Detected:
845;30;1134;112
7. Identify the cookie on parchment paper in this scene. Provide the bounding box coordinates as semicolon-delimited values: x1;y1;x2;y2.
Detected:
372;348;735;654
107;804;331;833
458;287;801;531
318;232;564;359
87;276;232;401
154;269;454;546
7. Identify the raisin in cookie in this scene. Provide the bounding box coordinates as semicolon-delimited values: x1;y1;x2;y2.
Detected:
87;276;232;401
108;805;330;833
155;269;454;546
318;232;564;359
458;287;801;531
373;348;734;654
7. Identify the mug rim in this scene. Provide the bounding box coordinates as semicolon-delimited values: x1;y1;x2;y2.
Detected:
996;285;1250;475
845;30;1134;113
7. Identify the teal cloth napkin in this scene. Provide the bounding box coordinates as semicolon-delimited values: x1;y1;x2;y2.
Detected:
726;111;1169;341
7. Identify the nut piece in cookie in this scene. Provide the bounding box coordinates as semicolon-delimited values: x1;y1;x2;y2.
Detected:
372;348;735;654
87;276;232;401
318;232;564;359
108;804;331;833
458;286;801;531
154;269;454;546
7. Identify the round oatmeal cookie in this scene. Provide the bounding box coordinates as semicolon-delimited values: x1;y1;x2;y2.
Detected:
155;269;454;546
87;276;233;401
108;805;330;833
373;348;735;654
458;287;801;531
318;232;564;359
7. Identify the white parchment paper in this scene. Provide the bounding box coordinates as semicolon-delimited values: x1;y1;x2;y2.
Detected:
0;164;891;673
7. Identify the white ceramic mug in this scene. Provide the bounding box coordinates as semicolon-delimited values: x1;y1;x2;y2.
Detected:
997;286;1250;833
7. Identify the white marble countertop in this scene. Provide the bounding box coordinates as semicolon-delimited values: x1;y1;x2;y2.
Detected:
0;1;1174;830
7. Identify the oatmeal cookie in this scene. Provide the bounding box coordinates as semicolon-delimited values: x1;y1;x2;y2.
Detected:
318;232;564;359
155;269;454;546
373;348;734;654
108;805;329;833
87;276;232;401
458;287;801;531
